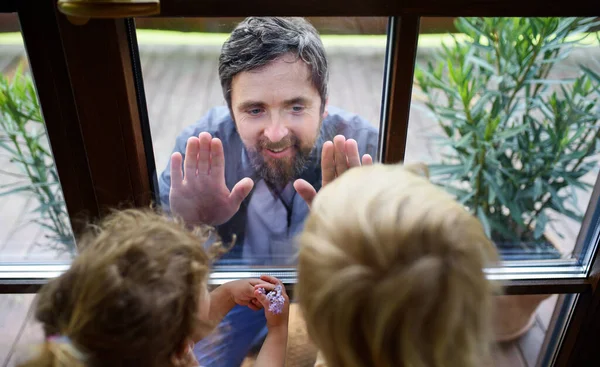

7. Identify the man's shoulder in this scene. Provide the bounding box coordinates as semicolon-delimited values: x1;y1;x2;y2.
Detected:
323;106;378;133
180;106;237;140
322;106;379;142
321;106;379;157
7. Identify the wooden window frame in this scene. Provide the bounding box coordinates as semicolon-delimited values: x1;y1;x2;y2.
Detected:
3;0;600;365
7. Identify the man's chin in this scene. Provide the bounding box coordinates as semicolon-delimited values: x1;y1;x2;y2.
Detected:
259;160;296;187
251;148;310;187
263;154;293;165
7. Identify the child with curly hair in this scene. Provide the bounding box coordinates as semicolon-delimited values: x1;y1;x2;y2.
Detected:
16;209;289;367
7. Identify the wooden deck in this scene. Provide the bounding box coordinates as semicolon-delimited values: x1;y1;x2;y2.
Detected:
1;40;599;366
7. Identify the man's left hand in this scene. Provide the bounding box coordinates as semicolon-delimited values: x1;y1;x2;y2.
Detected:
294;135;373;207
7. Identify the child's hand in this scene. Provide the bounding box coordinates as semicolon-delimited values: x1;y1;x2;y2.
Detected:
254;275;290;329
223;279;266;311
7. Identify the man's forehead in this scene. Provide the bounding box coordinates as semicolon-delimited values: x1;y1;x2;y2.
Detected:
240;56;311;80
230;57;318;104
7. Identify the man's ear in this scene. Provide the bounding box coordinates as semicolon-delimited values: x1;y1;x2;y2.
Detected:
322;97;329;119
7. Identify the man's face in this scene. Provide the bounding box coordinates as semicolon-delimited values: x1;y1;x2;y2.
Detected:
231;54;326;188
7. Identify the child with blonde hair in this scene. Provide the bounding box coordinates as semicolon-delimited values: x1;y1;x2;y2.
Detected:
16;209;289;367
297;163;499;367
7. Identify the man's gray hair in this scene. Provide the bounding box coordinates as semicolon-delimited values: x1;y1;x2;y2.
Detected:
219;17;329;111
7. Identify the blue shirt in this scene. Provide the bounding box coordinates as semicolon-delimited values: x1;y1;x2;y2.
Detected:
159;105;379;265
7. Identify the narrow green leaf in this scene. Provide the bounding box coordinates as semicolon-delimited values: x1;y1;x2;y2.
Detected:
428;164;466;176
467;55;496;74
483;170;524;226
533;178;543;200
434;184;470;199
0;186;32;196
581;65;600;85
488;216;520;242
533;212;549;240
455;132;474;148
459;190;476;205
524;78;576;85
495;124;529;140
477;208;492;238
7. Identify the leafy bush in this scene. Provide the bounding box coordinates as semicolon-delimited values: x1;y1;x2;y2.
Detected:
415;17;600;259
0;69;75;255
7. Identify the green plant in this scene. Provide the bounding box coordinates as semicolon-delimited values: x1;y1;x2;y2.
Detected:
415;17;600;259
0;69;75;256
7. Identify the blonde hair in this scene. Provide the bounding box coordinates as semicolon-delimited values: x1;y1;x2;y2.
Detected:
18;209;219;367
297;163;499;367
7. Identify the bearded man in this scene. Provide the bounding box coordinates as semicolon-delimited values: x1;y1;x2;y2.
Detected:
159;17;378;366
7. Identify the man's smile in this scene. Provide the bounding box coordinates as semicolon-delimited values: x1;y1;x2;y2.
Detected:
264;146;294;159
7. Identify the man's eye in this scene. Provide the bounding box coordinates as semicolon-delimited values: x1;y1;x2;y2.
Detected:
248;108;263;116
292;106;305;112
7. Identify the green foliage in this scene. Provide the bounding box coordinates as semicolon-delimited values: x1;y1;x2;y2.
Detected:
415;17;600;256
0;69;75;255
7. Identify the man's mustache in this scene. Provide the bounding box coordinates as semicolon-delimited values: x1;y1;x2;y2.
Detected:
258;135;300;151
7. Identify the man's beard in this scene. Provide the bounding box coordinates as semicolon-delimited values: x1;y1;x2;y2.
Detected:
247;134;314;188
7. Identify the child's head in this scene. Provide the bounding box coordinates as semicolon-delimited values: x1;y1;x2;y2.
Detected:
297;163;499;367
20;209;217;367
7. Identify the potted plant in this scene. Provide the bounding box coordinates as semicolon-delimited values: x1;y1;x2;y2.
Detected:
414;17;600;341
0;69;75;256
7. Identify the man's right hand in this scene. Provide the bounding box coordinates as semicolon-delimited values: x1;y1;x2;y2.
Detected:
294;135;373;207
169;132;254;226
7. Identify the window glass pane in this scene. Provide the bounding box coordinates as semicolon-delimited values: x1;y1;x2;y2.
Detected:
136;17;387;267
0;294;43;367
0;14;75;263
492;293;573;367
408;17;600;264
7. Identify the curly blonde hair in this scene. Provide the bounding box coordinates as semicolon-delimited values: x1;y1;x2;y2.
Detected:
18;209;219;367
297;163;499;367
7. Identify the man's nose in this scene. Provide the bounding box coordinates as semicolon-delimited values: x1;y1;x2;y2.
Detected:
263;119;289;142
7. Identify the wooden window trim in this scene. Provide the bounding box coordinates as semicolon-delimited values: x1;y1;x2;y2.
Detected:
0;0;16;12
380;15;419;163
156;0;599;17
18;0;100;234
9;1;600;365
18;0;153;236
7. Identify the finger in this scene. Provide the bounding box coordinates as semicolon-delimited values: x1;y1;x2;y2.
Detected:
254;290;269;308
184;137;200;178
248;303;260;311
209;138;225;178
251;298;264;310
197;132;212;175
246;278;264;286
321;141;335;186
252;282;274;289
362;154;373;166
333;135;348;176
260;274;282;286
345;139;361;168
246;279;272;292
254;283;276;292
293;179;317;207
170;152;184;189
229;178;254;207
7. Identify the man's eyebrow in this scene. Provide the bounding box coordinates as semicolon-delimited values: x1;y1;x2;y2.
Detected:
237;101;265;111
283;97;311;106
